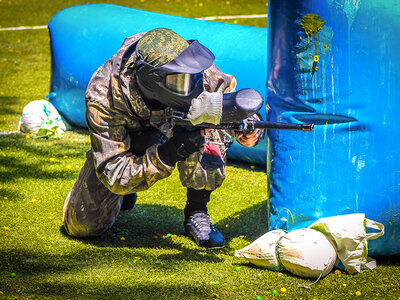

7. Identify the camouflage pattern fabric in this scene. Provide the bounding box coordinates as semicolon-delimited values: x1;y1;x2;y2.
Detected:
137;28;189;67
63;31;236;238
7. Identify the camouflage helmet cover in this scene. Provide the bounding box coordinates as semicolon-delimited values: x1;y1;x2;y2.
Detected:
137;28;189;67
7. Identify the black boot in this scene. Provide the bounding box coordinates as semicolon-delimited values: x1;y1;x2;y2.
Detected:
120;193;137;211
184;188;225;249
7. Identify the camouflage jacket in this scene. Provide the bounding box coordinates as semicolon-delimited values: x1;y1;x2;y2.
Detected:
85;33;235;195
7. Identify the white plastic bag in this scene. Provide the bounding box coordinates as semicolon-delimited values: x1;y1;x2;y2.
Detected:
18;100;69;138
308;213;384;274
234;229;286;270
234;214;384;278
277;228;337;278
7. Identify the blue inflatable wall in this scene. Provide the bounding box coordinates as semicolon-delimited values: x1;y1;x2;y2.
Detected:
267;0;400;255
48;4;268;165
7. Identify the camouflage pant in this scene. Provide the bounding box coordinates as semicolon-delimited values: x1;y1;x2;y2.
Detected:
62;128;228;237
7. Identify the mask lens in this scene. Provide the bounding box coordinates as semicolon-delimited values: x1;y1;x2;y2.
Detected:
165;73;193;95
165;72;203;96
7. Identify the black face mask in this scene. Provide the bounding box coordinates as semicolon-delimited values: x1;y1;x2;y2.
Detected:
133;40;215;112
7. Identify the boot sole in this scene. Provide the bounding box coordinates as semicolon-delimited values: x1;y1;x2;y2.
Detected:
184;231;225;249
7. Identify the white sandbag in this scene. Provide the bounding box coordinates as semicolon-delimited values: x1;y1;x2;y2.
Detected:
308;213;384;274
278;228;337;278
234;229;286;270
18;100;69;138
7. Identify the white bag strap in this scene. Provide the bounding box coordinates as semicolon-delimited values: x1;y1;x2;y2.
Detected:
365;218;384;240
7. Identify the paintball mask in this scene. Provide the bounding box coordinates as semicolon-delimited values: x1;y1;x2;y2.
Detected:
134;40;215;112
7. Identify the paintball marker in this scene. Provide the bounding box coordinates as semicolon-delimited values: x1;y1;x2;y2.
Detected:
172;88;314;133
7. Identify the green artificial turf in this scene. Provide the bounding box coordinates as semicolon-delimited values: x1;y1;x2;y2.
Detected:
1;1;399;299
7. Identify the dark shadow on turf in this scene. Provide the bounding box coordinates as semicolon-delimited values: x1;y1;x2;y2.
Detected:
216;200;269;243
66;127;89;135
59;204;185;246
59;203;226;262
0;135;88;184
0;133;89;159
0;96;22;115
0;186;24;201
0;248;211;298
0;154;78;183
59;199;269;255
376;255;400;266
7;281;209;299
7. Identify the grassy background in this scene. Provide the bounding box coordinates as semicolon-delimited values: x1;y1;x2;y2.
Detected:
0;1;399;299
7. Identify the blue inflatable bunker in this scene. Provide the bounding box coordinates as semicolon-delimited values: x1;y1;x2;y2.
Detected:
48;3;268;165
267;0;400;256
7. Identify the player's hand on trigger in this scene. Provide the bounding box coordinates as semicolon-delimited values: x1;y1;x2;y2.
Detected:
233;130;260;147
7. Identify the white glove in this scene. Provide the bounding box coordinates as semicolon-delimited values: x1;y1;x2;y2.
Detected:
187;91;222;125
